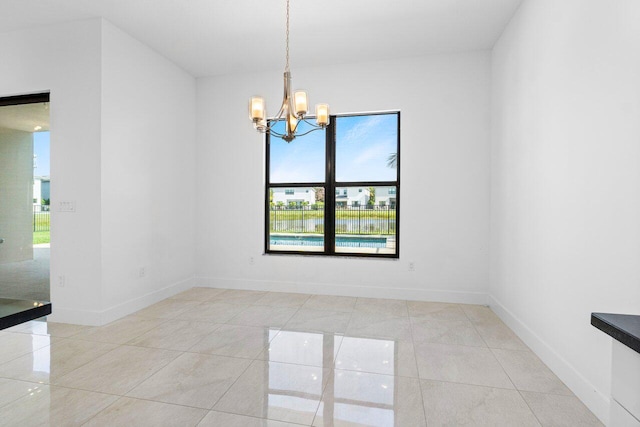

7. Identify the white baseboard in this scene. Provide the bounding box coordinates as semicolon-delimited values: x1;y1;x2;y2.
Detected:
46;306;103;326
488;295;610;426
48;276;196;326
195;276;488;305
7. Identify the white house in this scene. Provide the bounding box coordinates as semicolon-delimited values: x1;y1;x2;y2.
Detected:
271;188;316;207
33;175;50;205
335;187;370;207
373;187;396;208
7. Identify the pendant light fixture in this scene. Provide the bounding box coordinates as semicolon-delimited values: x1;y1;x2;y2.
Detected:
249;0;329;142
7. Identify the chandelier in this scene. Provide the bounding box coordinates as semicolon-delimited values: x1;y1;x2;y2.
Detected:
249;0;329;142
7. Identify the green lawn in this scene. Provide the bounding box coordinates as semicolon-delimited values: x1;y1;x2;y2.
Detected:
33;211;50;244
269;209;396;220
33;231;50;245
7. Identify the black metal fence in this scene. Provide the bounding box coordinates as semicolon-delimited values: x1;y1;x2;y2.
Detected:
269;206;396;235
33;205;50;232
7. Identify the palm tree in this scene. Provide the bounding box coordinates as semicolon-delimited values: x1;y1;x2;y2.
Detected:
387;152;397;169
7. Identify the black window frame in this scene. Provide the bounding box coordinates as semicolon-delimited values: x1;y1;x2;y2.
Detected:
265;111;400;258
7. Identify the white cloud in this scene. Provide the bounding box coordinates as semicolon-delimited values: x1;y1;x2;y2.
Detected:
341;115;384;145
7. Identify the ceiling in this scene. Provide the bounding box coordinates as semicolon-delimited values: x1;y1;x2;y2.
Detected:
0;103;50;133
0;0;523;77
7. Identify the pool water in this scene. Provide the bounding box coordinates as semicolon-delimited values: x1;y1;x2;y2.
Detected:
270;235;387;248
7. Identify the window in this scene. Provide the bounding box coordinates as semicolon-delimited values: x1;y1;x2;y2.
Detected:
266;112;400;257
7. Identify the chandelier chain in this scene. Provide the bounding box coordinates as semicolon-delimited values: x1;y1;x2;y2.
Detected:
285;0;290;72
249;0;329;142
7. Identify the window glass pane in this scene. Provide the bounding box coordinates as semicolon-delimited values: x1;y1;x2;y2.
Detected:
335;114;398;182
269;186;325;252
269;120;325;183
335;186;396;255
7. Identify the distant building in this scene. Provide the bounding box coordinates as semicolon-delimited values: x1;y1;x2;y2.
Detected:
271;188;316;208
335;187;370;208
33;175;50;205
270;186;396;209
375;187;397;208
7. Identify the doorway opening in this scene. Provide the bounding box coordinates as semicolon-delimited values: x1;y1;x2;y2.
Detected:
0;93;51;301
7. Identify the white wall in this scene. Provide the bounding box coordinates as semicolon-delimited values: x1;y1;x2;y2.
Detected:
0;19;103;323
490;0;640;424
196;52;491;303
0;128;33;264
100;20;197;321
0;19;196;324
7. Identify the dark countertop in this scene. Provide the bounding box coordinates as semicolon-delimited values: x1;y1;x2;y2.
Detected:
591;312;640;354
0;298;52;330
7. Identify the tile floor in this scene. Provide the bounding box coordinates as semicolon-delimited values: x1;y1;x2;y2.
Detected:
0;288;603;426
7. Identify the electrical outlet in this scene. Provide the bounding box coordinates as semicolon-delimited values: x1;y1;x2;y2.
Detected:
139;267;146;278
408;262;415;272
249;256;255;265
58;275;65;287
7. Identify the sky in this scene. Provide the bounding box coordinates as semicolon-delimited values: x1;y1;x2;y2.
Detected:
270;113;398;184
33;131;50;176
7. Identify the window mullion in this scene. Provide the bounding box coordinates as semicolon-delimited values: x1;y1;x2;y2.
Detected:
325;117;336;255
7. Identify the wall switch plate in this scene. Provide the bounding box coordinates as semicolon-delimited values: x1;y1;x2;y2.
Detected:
58;201;76;212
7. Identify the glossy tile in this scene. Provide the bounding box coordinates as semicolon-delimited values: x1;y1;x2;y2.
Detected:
189;324;277;358
228;305;298;328
213;289;268;305
84;397;207;427
335;337;418;378
0;385;118;427
0;290;599;427
255;292;311;307
198;411;303;427
54;345;179;395
127;320;221;351
313;370;426;427
473;321;529;351
128;352;251;409
421;380;540;426
5;320;88;338
493;349;572;395
407;301;468;321
72;316;165;344
259;330;343;368
0;338;117;383
0;378;42;409
461;304;501;323
410;318;486;347
346;312;412;341
170;287;227;301
134;299;203;319
354;298;408;317
302;295;357;313
179;301;248;323
0;332;52;364
460;305;530;350
521;391;604;426
214;360;330;425
285;309;352;334
414;342;514;389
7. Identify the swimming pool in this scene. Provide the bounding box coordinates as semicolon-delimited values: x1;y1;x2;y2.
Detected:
270;235;387;249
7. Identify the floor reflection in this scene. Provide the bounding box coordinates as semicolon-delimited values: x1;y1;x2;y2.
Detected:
0;246;49;301
263;329;409;426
